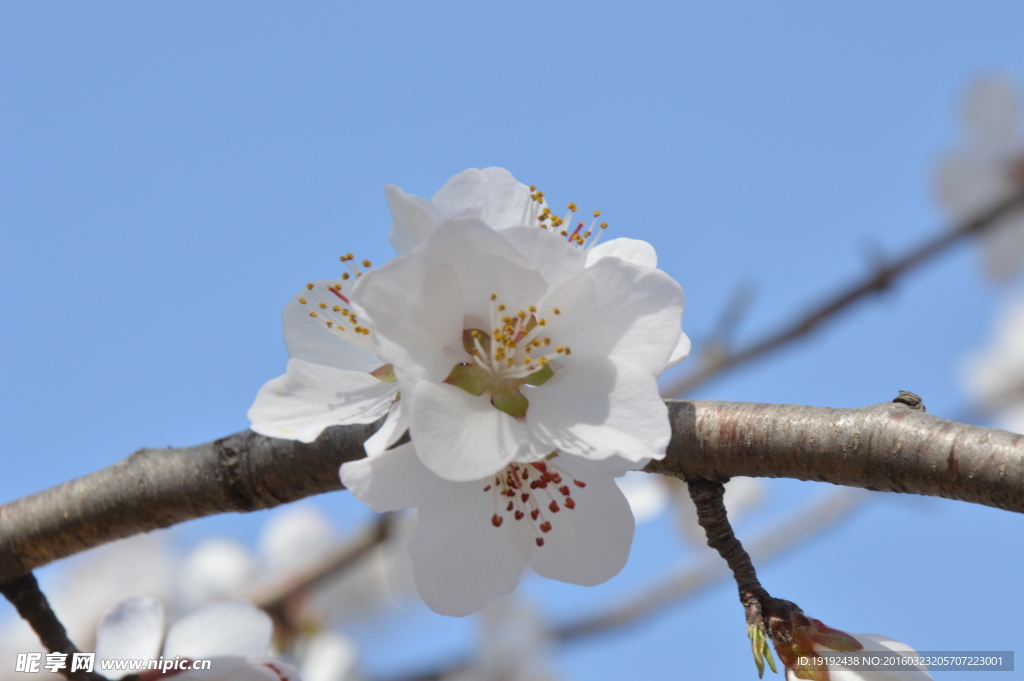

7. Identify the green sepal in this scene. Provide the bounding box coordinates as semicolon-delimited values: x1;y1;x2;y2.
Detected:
444;363;485;396
492;389;529;418
524;363;554;386
369;363;397;383
462;328;491;357
748;624;778;678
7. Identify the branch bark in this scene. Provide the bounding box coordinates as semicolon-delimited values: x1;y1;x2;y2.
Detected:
1;398;1021;584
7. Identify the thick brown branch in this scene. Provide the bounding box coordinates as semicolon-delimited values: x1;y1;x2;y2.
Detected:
1;399;1022;584
661;188;1024;397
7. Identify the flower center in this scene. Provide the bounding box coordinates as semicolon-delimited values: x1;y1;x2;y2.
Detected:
444;294;571;417
522;188;610;249
482;458;586;547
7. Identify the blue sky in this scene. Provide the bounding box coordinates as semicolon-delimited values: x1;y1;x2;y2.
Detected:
2;3;1023;679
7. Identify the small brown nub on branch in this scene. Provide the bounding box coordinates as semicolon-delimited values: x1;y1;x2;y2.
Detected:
893;390;926;411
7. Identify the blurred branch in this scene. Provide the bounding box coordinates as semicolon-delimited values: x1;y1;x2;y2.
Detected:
244;513;392;643
552;487;867;641
661;188;1024;398
0;573;107;681
1;395;1022;584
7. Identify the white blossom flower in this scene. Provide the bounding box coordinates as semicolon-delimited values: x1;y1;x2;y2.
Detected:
95;597;299;681
297;632;360;681
351;213;685;481
445;595;560;681
342;443;638;616
249;168;688;458
963;295;1024;432
773;616;932;681
936;77;1024;281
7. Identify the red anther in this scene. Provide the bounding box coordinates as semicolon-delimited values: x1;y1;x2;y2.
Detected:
559;485;570;496
549;501;560;513
521;493;530;502
514;510;525;520
530;481;539;489
552;474;563;483
536;537;545;547
531;509;540;521
491;514;503;527
532;462;548;471
328;287;351;304
540;521;552;533
565;497;576;509
483;485;491;492
573;480;586;488
506;501;514;512
540;473;554;482
537;481;548;489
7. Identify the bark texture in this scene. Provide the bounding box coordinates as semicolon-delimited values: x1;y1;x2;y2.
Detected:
0;399;1021;584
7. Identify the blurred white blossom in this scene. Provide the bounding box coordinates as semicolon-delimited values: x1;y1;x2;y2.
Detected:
963;295;1024;432
936;76;1024;281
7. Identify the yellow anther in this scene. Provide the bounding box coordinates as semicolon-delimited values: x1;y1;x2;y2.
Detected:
529;185;536;191
583;231;591;238
523;357;532;365
542;207;551;215
517;310;526;319
319;303;326;309
538;319;547;326
362;260;372;267
326;321;333;327
362;328;370;335
502;315;511;323
544;338;551;345
539;357;548;365
310;312;318;317
600;222;608;229
567;202;578;212
299;298;307;305
528;305;537;312
552;307;561;314
354;326;363;333
560;230;568;236
536;191;544;198
346;253;354;260
333;305;341;311
307;283;314;290
555;346;564;353
593;210;601;217
507;358;515;366
565;347;572;355
498;304;506;311
490;293;497;301
342;273;350;280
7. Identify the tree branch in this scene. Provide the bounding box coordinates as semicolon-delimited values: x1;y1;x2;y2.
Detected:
1;397;1021;584
660;188;1024;398
0;573;106;681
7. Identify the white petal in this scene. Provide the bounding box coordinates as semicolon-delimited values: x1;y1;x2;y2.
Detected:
408;479;534;616
386;183;444;255
616;471;668;523
364;400;408;457
163;601;272;658
409;381;531;481
528;456;635;586
585;238;658;268
341;442;444;512
248;359;397;442
666;331;692;368
980;214;1024;281
525;357;670;463
420;217;549;328
258;505;335;574
541;257;685;376
95;597;165;674
179;540;258;610
283;282;379;370
963;77;1020;152
500;226;587;290
352;252;467;385
300;632;358;681
431;167;535;229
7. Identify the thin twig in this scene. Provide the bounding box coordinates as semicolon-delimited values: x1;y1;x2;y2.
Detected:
243;513;392;645
552;487;867;641
0;573;107;681
661;188;1024;398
